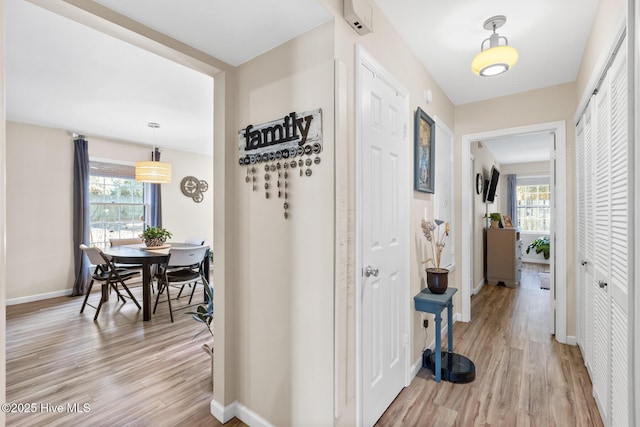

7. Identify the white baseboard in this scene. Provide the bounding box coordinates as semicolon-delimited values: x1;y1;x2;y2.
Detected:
6;289;73;305
565;335;577;346
410;356;422;379
211;399;233;423
473;279;484;295
211;399;274;427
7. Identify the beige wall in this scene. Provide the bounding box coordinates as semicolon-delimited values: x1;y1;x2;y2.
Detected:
470;142;499;289
229;21;335;426
6;122;75;300
5;120;213;301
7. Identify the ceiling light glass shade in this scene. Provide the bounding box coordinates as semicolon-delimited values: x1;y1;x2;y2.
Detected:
472;45;518;76
135;161;172;184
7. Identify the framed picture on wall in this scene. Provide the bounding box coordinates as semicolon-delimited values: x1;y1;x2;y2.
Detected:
502;214;513;228
414;107;435;193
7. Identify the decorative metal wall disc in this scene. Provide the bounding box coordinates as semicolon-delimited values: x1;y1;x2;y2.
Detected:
181;176;209;203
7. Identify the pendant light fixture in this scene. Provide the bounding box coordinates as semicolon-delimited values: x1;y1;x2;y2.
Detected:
135;122;172;184
471;15;518;77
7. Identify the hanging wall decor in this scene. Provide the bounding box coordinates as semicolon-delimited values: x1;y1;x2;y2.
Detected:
181;176;209;203
414;107;435;193
238;108;323;219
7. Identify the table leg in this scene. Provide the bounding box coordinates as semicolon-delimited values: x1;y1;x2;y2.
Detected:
434;311;442;382
142;264;151;321
101;283;109;303
447;301;454;352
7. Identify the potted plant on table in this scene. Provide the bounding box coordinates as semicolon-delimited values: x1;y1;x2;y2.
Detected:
421;218;450;294
139;226;172;247
489;212;502;229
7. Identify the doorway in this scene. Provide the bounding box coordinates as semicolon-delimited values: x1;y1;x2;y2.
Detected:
461;121;568;344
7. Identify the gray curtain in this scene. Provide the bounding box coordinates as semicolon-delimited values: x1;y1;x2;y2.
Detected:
146;148;162;227
72;137;90;296
506;174;518;227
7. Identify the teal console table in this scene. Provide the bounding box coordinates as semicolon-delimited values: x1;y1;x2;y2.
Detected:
414;287;475;383
414;287;457;382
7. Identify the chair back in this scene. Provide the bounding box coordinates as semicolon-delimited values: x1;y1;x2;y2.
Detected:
185;237;206;245
80;244;110;266
110;237;143;246
167;245;209;268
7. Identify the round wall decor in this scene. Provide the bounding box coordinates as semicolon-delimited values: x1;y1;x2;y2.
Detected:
476;173;484;195
181;176;209;203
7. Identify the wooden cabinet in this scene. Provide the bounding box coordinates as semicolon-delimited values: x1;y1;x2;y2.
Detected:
486;228;522;287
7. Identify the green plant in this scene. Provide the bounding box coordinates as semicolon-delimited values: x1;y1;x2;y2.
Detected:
489;213;502;222
186;283;213;338
526;236;550;260
139;226;172;242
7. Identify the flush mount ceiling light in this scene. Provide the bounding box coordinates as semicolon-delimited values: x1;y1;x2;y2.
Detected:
135;122;172;184
471;15;518;77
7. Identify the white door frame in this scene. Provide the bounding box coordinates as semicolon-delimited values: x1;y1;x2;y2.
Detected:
461;121;568;344
355;46;411;426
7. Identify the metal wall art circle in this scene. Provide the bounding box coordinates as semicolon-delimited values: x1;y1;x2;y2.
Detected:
180;176;209;203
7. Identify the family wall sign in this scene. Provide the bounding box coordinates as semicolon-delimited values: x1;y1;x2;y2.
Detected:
238;108;323;219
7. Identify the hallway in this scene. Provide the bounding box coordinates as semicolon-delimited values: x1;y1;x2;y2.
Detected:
377;263;603;426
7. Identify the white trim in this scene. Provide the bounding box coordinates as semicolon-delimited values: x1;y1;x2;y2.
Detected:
355;45;411;426
210;399;235;424
461;121;567;344
522;257;550;265
631;2;639;425
566;335;577;346
410;357;422;380
473;279;485;295
6;289;73;305
211;400;275;427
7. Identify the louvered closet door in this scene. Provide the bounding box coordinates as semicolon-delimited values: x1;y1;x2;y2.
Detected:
593;70;612;424
606;40;629;427
577;100;596;375
576;119;585;350
576;35;630;427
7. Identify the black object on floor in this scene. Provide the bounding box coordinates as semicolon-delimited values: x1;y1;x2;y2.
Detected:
423;349;476;383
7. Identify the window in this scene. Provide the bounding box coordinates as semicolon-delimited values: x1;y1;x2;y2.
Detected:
89;161;146;249
516;177;550;232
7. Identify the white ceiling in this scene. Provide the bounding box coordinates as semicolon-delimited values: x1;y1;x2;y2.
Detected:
482;133;552;165
374;0;599;105
6;0;599;156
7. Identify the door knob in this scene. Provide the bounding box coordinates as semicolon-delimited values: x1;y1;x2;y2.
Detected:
598;280;607;289
364;265;379;277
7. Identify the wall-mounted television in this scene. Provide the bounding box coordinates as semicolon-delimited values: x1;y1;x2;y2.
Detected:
484;166;500;203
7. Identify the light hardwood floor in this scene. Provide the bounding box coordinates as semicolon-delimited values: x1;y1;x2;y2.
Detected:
6;283;245;426
8;264;602;426
376;263;603;427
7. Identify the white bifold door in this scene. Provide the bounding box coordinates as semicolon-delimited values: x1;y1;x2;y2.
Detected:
575;36;631;426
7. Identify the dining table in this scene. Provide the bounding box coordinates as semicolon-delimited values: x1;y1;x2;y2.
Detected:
103;242;208;321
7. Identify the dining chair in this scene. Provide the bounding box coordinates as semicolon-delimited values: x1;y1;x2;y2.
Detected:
79;244;142;320
176;237;207;298
109;237;144;246
153;245;210;322
184;237;205;245
109;236;147;290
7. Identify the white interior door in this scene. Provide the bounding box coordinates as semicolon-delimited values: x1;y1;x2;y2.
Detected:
359;55;408;427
